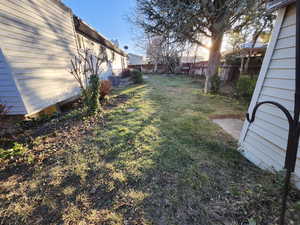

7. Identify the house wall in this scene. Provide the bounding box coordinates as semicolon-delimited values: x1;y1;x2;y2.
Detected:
128;54;144;66
0;0;79;115
76;32;127;79
112;51;126;75
239;4;299;188
0;50;26;114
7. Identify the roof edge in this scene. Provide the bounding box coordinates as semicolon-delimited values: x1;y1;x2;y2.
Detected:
74;16;127;57
49;0;73;13
266;0;296;12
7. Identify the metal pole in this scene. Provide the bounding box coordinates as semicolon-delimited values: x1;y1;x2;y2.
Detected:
280;168;292;225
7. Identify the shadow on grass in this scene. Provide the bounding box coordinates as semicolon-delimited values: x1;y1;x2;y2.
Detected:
0;78;299;225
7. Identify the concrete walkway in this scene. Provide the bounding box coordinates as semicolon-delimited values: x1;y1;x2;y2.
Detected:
213;118;244;140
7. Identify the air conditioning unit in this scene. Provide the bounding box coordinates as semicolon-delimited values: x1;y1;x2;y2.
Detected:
266;0;295;11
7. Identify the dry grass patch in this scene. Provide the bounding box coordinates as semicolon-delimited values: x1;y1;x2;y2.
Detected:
0;75;299;225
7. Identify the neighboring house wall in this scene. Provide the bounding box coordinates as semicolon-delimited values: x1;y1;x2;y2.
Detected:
0;0;78;115
239;4;299;188
128;53;144;65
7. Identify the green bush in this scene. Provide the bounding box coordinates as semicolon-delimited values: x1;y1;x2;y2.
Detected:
87;74;100;114
80;74;100;114
131;70;144;84
235;76;257;101
121;69;132;78
0;143;27;160
210;74;221;94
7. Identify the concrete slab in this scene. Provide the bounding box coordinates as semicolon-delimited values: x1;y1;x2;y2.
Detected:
213;118;244;140
126;108;137;113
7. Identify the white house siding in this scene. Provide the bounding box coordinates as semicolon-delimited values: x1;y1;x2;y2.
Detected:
128;53;144;66
75;32;126;80
239;4;300;188
0;50;26;114
111;49;126;75
112;52;123;75
76;33;109;79
0;0;79;115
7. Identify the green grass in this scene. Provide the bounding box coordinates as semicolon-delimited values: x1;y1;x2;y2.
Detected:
0;75;299;225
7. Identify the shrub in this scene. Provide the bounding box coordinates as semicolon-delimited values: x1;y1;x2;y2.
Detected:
90;75;101;111
83;75;100;114
235;76;257;102
121;69;132;78
0;142;27;160
100;80;112;100
210;74;221;94
131;70;144;84
70;47;109;113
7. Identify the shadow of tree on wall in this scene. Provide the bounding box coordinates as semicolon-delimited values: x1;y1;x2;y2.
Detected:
0;0;79;115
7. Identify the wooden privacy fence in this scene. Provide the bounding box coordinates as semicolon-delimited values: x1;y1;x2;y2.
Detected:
129;62;261;82
128;64;169;73
182;63;261;82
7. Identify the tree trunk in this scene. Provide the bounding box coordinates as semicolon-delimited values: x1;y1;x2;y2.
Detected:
240;56;245;74
244;55;251;74
205;34;224;93
154;63;158;73
245;28;263;75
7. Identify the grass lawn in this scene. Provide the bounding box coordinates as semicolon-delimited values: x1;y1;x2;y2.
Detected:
0;75;299;225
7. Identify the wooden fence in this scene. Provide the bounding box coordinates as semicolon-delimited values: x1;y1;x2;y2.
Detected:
129;62;261;82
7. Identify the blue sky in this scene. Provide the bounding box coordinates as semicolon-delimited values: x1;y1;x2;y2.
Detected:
63;0;140;54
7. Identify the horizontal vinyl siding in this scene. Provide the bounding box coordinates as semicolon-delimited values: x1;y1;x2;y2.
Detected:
0;54;26;114
76;33;126;78
241;4;300;188
0;0;79;114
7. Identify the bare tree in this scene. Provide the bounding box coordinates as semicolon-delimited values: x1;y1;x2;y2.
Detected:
146;36;183;73
240;5;275;73
134;0;266;93
146;36;163;72
70;46;109;112
227;31;247;53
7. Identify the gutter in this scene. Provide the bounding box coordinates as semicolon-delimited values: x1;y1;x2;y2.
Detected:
73;16;127;57
266;0;296;12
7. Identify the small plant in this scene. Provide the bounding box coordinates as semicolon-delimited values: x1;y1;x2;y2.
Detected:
121;69;132;78
100;80;112;101
88;74;100;114
0;142;27;160
131;70;144;84
210;74;221;94
70;46;109;113
0;103;9;117
235;76;257;102
0;103;9;131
